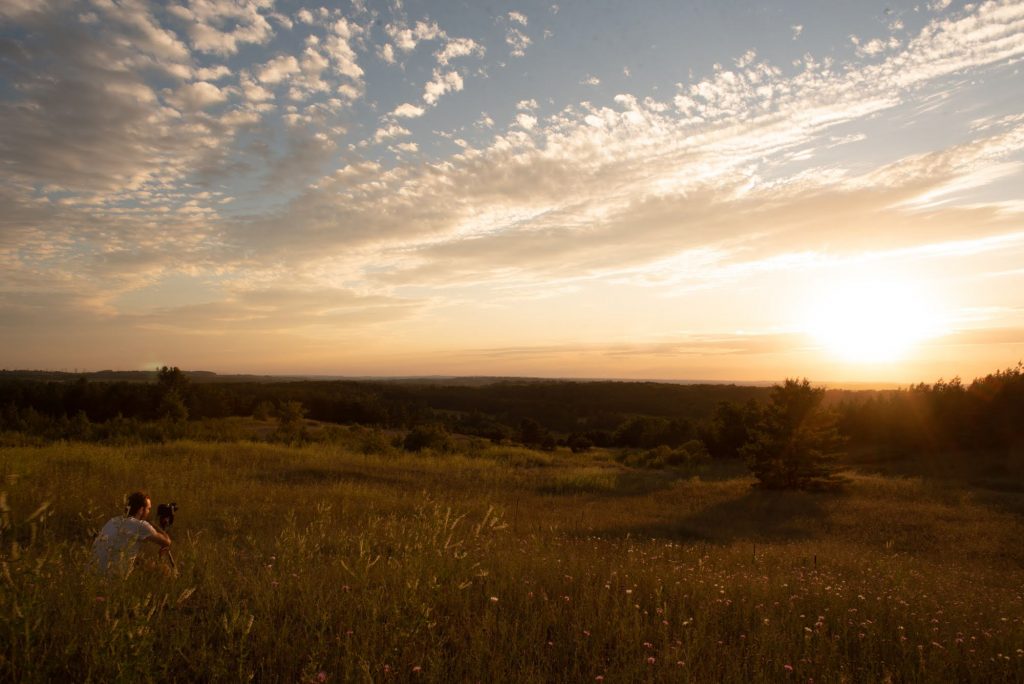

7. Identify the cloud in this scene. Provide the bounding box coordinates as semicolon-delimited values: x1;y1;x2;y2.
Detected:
256;55;300;84
239;71;274;101
167;80;229;110
195;64;232;80
436;37;484;65
5;0;1024;373
506;27;531;57
374;123;411;142
515;113;537;130
0;9;224;192
384;20;443;53
322;19;364;82
378;42;396;63
173;0;275;56
392;102;426;118
423;69;464;105
508;11;528;26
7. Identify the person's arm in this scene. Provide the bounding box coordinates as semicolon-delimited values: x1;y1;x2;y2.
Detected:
144;528;172;549
136;520;171;549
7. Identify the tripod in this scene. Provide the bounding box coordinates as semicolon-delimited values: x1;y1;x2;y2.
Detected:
158;510;176;570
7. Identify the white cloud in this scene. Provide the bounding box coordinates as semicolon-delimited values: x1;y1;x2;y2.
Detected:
508;11;528;26
378;43;396;63
393;142;419;153
506;27;531;57
515;113;537;130
168;81;228;110
323;29;364;82
792;25;803;39
423;69;464;105
392;102;426;118
582;75;600;86
374;123;411;142
239;71;274;101
296;8;314;24
856;37;902;57
195;64;232;81
436;37;485;65
177;0;275;56
256;55;300;84
385;20;443;53
517;99;539;110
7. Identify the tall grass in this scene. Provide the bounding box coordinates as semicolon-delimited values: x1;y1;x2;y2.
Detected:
1;441;1022;682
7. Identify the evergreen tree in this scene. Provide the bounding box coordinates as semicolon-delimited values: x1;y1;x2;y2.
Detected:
742;379;846;490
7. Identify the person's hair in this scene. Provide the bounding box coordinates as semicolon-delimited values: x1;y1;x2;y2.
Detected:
125;491;150;517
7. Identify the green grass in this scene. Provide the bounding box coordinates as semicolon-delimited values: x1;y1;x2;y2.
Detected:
2;440;1022;682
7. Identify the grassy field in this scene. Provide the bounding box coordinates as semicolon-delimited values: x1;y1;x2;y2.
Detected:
1;435;1022;682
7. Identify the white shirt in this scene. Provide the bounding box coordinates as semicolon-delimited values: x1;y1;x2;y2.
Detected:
92;516;158;576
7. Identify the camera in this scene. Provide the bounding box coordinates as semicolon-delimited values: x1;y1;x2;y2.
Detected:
157;502;178;530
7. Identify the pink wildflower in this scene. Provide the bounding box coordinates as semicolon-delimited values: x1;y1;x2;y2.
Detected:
784;664;794;672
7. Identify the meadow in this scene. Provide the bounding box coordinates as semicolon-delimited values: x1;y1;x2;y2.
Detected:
1;434;1022;682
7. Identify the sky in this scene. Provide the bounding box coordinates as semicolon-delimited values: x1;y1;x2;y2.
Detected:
1;0;1024;384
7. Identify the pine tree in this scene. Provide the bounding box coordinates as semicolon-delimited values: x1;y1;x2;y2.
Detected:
742;379;847;490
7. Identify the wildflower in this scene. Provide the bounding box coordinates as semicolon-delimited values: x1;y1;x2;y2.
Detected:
647;657;656;665
784;664;794;672
412;666;422;674
316;672;328;683
595;677;604;682
490;596;499;603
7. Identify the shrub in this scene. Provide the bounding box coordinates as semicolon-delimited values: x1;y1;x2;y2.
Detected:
403;424;452;452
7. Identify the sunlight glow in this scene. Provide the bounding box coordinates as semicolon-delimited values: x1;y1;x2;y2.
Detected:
806;278;947;364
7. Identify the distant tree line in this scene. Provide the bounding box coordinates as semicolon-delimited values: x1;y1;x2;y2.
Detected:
835;365;1024;455
2;365;1022;474
0;370;767;447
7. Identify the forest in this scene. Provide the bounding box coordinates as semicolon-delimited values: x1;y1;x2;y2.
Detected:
1;364;1022;469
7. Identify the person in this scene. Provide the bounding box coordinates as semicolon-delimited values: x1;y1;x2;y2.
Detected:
92;491;172;576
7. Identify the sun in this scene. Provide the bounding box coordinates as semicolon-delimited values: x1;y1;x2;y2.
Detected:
805;277;945;364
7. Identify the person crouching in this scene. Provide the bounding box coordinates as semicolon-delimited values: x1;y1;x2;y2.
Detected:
92;491;172;577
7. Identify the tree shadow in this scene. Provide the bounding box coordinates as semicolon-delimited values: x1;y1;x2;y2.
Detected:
252;467;398;487
593;488;839;543
544;462;753;499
